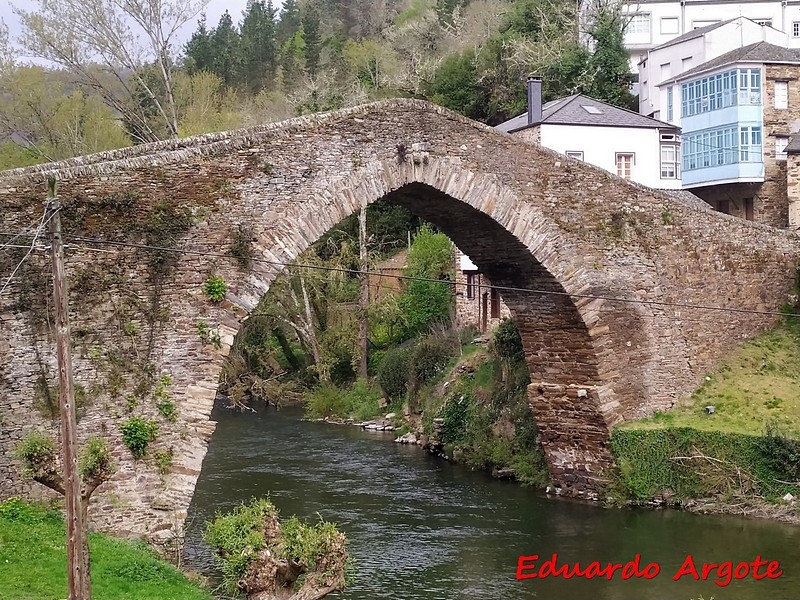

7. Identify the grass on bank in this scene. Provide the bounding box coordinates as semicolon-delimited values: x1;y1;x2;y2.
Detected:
0;498;211;600
619;323;800;438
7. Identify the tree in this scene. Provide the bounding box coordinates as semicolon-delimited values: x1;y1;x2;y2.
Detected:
0;66;131;163
240;1;278;93
16;433;115;599
584;0;635;109
0;19;13;74
205;498;351;600
15;0;210;142
277;0;302;46
184;14;215;74
209;11;242;89
302;4;322;76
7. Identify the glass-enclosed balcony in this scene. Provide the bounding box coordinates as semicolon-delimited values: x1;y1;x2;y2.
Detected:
681;123;763;187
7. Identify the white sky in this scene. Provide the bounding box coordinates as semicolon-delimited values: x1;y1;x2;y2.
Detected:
2;0;254;61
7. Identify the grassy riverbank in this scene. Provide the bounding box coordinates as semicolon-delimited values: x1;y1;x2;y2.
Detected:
610;320;800;513
0;498;211;600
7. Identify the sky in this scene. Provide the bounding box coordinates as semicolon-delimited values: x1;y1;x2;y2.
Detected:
1;0;254;60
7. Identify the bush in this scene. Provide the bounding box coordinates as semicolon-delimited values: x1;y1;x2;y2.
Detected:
15;432;57;477
120;417;159;459
202;276;227;302
377;345;412;401
409;334;458;390
344;379;382;421
305;383;348;418
439;393;473;445
79;437;114;479
491;318;524;363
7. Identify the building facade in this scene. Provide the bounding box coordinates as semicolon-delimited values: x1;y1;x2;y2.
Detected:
453;250;510;334
659;42;800;226
637;17;788;118
620;1;800;74
496;79;682;189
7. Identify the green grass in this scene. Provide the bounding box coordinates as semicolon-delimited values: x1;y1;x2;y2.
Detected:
621;324;800;438
0;498;211;600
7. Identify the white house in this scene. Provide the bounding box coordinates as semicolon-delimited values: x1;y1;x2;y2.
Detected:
495;78;682;189
619;1;800;74
637;16;789;119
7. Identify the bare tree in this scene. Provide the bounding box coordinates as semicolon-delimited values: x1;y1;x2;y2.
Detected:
14;0;209;142
0;19;14;74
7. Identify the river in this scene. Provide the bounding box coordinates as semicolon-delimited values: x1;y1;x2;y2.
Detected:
184;404;800;600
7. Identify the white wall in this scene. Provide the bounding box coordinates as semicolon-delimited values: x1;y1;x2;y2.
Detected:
539;124;681;189
638;18;789;118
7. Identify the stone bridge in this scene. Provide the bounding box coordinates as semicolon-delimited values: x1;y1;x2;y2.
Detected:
0;99;798;544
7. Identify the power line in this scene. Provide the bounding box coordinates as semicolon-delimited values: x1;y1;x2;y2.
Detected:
0;229;798;319
0;208;56;296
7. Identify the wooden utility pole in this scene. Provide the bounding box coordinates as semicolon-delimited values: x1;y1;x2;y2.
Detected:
47;176;90;600
357;206;369;379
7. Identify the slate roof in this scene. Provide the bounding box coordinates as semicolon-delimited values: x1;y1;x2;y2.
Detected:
785;134;800;155
495;94;677;133
647;19;735;53
660;42;800;86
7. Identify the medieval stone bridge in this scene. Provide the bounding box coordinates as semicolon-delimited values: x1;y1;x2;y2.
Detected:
0;99;798;543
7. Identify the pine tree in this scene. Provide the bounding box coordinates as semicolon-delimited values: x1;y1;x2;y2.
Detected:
302;4;322;76
240;0;278;93
210;11;242;88
184;14;214;74
278;0;301;46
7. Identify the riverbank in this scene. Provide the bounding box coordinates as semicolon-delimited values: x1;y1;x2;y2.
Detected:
0;498;211;600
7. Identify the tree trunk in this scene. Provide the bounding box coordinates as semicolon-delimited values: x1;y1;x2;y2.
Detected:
299;276;325;379
357;206;369;379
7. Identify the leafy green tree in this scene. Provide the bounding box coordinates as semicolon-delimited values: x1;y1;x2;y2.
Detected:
427;50;484;119
396;225;454;340
210;11;242;88
277;0;302;45
240;0;278;93
184;14;215;74
302;4;322;76
585;0;635;109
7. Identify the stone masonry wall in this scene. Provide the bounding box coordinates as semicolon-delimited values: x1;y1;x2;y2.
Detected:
0;99;798;540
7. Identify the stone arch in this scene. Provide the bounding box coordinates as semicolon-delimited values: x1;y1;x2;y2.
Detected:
222;157;634;495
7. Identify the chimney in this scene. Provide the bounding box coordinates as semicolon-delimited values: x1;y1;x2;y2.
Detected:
527;76;542;125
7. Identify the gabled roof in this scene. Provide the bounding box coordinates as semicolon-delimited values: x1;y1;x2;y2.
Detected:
495;94;677;133
647;19;735;54
660;42;800;86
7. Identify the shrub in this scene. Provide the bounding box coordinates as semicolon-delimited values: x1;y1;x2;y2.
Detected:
157;400;178;422
202;276;227;302
344;379;382;421
439;393;472;445
121;418;159;459
305;383;348;418
378;346;412;401
153;448;174;475
409;334;458;389
15;433;57;478
79;437;114;480
491;318;524;363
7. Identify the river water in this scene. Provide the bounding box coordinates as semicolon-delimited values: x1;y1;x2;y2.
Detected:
184;404;800;600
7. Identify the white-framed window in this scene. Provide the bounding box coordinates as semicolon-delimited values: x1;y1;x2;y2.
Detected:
565;151;584;160
616;153;634;179
660;144;678;179
626;14;651;34
660;62;672;80
682;57;692;70
667;86;674;121
660;17;679;35
776;136;789;161
775;80;788;109
754;19;773;27
793;21;800;37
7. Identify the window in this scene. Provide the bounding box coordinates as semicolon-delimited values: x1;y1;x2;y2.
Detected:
626;14;651;34
490;287;500;319
776;136;789;161
565;151;584;160
775;81;788;109
745;198;754;221
754;19;773;27
581;105;603;114
681;69;760;117
682;125;762;171
660;144;678;178
793;22;800;37
660;62;672;81
740;126;762;162
660;17;679;35
667;86;674;121
616;153;634;179
682;57;692;70
466;273;476;299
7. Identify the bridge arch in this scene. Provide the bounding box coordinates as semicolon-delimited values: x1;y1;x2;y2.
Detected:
223;157;641;495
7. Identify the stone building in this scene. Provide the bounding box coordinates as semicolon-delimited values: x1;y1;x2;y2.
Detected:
453;248;510;334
